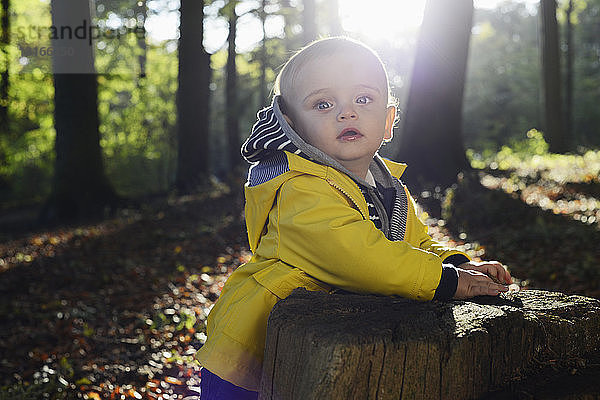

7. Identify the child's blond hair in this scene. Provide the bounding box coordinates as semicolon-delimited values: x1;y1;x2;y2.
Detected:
274;37;395;107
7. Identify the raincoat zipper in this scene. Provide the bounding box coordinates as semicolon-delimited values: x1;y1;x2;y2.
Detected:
326;178;366;218
326;178;391;238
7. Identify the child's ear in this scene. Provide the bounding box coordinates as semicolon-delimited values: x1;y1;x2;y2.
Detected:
383;106;396;141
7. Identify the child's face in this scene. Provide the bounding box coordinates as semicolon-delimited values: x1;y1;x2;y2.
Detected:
283;52;395;178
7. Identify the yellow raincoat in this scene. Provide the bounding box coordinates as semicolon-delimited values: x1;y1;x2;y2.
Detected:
195;151;468;391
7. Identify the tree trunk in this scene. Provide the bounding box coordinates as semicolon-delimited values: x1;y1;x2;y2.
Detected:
41;0;117;223
259;0;268;107
302;0;316;44
136;0;148;80
226;1;240;169
175;0;211;193
541;0;567;153
0;0;9;132
393;0;472;193
564;0;574;147
260;289;600;400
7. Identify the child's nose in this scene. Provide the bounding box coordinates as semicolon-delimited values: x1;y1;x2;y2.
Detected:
337;105;358;121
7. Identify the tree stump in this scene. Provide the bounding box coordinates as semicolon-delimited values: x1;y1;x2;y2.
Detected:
259;289;600;400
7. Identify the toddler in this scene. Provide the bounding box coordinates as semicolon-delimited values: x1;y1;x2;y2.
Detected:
195;37;511;400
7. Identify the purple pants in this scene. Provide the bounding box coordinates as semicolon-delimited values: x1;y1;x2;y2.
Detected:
200;368;259;400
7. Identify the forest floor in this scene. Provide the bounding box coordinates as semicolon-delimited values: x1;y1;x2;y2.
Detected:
0;156;599;399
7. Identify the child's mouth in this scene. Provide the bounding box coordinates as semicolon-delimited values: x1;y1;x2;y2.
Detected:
337;129;363;141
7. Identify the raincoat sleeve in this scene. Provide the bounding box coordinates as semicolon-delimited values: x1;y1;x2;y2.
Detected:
274;175;445;301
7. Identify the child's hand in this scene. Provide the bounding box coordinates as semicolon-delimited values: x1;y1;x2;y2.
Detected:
458;260;513;285
454;268;509;299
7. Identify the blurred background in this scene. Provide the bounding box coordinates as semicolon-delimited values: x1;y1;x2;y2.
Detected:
2;0;598;216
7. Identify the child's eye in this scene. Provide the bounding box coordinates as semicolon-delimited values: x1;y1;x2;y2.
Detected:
314;101;333;110
356;95;373;105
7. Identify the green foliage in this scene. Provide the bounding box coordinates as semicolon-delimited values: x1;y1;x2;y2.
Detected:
0;5;50;205
0;0;57;207
1;0;299;203
468;128;600;187
464;3;540;151
467;129;549;170
97;43;178;196
465;0;600;150
1;0;180;205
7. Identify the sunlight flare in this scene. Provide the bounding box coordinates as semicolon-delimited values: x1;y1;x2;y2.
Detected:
338;0;427;41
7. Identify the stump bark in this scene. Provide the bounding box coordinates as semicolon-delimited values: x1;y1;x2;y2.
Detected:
259;289;600;400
